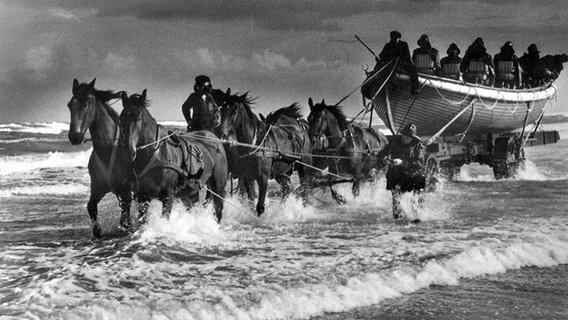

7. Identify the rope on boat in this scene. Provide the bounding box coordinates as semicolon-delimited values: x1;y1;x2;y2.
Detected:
427;78;472;105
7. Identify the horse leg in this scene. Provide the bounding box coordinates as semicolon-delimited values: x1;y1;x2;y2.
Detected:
352;177;361;198
137;199;150;224
161;194;174;220
328;165;346;204
391;189;403;220
208;177;225;224
118;187;133;231
256;175;269;216
87;188;106;238
275;174;292;200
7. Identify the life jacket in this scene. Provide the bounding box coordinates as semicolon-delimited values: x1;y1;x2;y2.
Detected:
415;54;435;74
496;61;515;81
464;60;489;83
441;63;460;80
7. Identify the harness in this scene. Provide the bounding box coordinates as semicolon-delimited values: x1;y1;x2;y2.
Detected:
132;127;203;193
91;125;120;190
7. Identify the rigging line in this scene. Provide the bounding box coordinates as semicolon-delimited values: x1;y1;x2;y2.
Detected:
294;160;352;181
334;58;397;107
136;130;179;151
183;132;358;159
396;89;420;135
370;57;400;102
201;186;270;226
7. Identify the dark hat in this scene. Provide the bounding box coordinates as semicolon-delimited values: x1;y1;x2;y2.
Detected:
447;42;461;56
417;34;429;47
401;123;421;140
528;43;539;54
390;30;402;39
195;75;211;85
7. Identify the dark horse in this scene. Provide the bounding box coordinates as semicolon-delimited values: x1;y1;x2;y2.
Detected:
67;79;134;238
307;98;388;203
218;92;313;215
119;90;228;222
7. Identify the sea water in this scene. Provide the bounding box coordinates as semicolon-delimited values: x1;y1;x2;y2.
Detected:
0;122;567;319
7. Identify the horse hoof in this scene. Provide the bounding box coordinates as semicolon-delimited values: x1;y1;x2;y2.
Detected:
256;205;265;216
119;220;131;232
92;224;102;238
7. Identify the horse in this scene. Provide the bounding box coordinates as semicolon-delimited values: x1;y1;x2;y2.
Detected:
66;78;134;238
119;90;228;222
307;98;389;203
218;92;313;215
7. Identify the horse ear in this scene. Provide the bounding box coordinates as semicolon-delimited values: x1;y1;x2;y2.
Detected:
73;79;79;92
308;97;314;109
142;89;147;99
259;113;266;121
89;78;96;88
226;87;231;96
121;91;128;105
322;99;326;105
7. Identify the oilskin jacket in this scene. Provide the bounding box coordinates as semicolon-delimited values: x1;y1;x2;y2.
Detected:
182;89;221;132
382;136;426;192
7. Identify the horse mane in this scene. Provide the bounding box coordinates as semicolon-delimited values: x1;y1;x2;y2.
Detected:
93;89;120;123
129;93;151;110
313;103;349;129
265;103;303;124
226;91;256;118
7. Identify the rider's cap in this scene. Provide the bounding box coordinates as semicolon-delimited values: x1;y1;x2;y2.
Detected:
401;123;421;140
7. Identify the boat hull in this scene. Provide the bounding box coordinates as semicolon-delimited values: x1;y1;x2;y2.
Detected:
367;73;557;137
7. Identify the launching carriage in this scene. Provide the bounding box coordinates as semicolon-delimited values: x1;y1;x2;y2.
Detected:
362;65;560;179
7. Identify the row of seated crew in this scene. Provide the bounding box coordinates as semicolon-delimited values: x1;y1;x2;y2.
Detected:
411;36;566;89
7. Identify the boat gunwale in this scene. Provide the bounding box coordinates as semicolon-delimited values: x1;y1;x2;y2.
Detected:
394;73;556;102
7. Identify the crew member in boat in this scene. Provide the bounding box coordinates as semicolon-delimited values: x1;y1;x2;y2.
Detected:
519;44;542;88
380;123;426;219
460;37;494;85
493;41;520;89
182;75;219;131
412;34;440;75
376;30;420;95
440;43;462;80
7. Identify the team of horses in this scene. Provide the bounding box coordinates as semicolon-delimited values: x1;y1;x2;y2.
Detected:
67;79;389;238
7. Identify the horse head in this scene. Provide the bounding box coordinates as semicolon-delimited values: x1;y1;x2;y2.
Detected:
67;78;97;145
219;89;255;141
307;98;331;151
119;89;149;160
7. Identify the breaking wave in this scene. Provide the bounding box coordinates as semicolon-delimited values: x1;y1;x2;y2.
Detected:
0;122;69;135
0;149;91;175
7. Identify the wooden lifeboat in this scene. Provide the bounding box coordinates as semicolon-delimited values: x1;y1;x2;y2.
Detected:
362;68;557;138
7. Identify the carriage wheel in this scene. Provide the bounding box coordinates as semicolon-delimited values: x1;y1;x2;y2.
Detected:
425;155;440;191
425;155;440;178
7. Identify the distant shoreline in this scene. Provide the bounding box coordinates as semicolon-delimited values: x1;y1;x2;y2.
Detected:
541;114;568;124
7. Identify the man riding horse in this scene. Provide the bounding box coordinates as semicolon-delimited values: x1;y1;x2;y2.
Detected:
181;75;223;132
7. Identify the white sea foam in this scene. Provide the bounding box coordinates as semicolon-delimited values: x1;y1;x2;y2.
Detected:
137;200;226;245
0;122;69;134
0;183;89;197
158;120;187;128
23;235;568;320
0;149;91;175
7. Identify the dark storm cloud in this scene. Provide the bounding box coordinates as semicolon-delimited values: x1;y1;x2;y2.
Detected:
12;0;445;31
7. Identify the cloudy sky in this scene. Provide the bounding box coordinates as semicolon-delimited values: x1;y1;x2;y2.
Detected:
1;0;567;123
